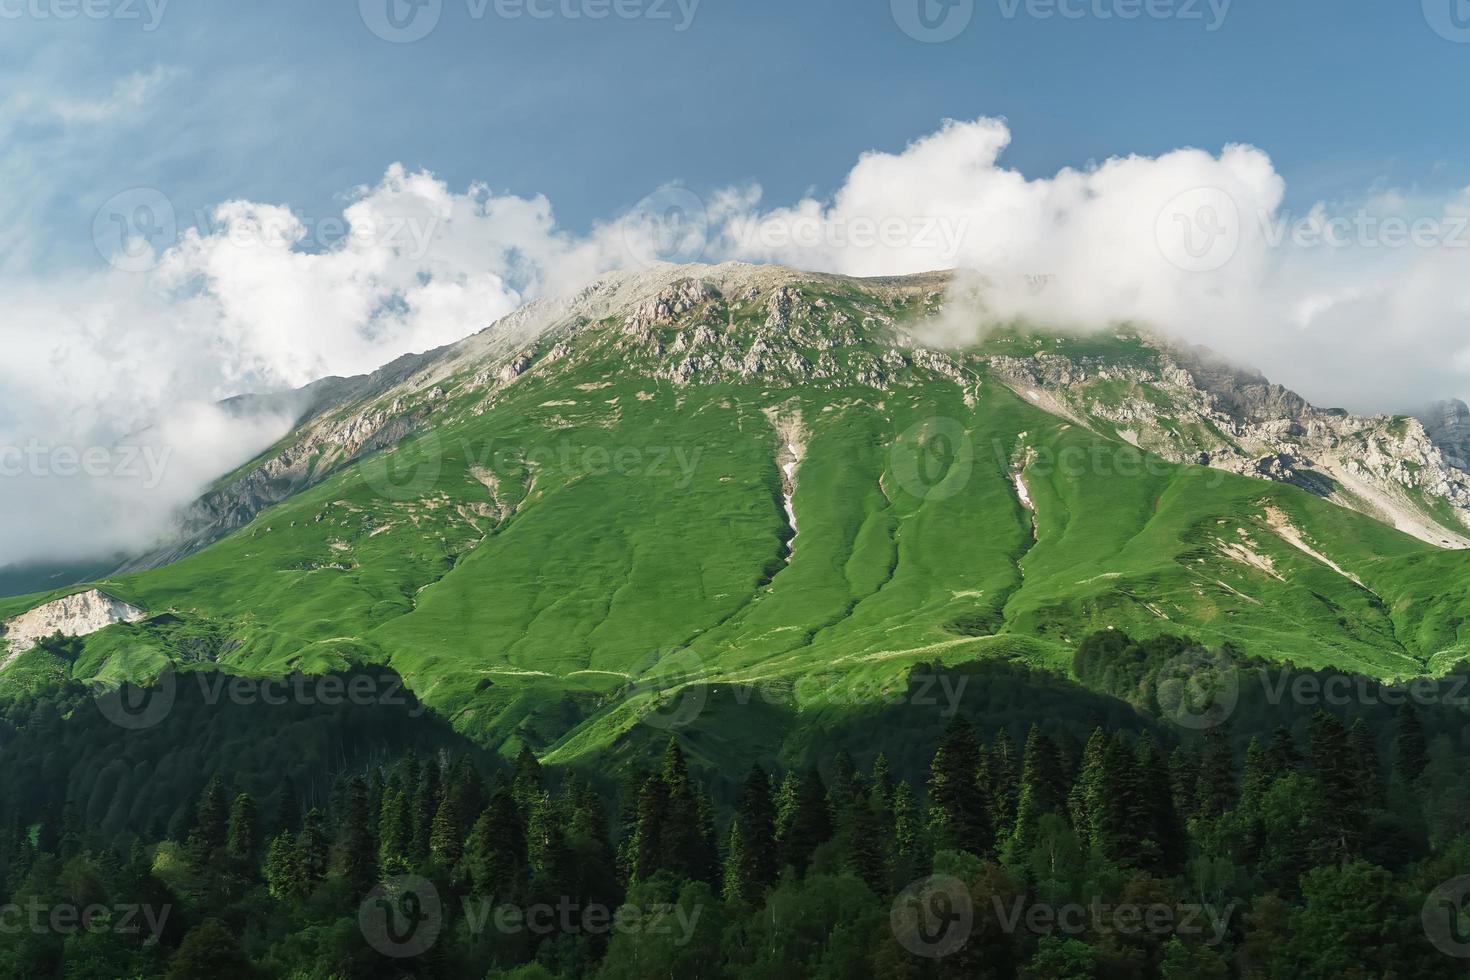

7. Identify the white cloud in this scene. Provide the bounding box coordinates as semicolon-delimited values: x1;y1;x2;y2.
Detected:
714;117;1470;414
8;115;1470;568
0;165;626;566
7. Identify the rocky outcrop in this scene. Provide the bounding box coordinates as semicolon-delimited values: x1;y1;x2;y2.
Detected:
988;337;1470;548
0;589;146;665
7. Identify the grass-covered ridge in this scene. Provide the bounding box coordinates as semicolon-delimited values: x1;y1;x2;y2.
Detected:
7;267;1470;758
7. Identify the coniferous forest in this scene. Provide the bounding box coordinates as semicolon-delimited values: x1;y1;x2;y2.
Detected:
0;631;1468;977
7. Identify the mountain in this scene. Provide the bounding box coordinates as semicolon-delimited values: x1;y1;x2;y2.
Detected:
6;262;1470;760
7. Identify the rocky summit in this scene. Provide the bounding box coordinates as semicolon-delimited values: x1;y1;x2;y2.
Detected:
7;262;1470;757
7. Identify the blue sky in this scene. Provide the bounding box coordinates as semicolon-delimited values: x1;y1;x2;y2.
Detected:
7;0;1470;273
6;0;1470;563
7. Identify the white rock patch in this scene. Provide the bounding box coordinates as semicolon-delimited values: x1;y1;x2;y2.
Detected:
1;589;146;667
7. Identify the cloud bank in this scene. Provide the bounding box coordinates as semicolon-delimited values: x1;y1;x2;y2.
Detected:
7;115;1470;567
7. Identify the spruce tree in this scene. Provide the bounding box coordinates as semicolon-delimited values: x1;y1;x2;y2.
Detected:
274;783;301;836
1347;717;1384;808
1243;737;1278;820
1012;725;1066;856
723;766;777;906
1264;726;1300;776
1394;702;1429;784
298;809;330;888
1134;733;1187;874
891;780;926;884
263;832;299;899
189;777;230;867
226;793;258;865
466;786;527;901
429;793;463;868
1196;724;1237;820
411;757;441;866
339;777;377;898
779;767;833;876
927;717;993;858
990;730;1020;842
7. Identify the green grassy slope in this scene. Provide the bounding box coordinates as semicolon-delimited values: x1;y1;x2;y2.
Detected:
7;274;1469;761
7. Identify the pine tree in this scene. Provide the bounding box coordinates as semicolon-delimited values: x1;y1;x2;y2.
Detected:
1196;725;1237;820
466;785;527;902
927;717;993;857
780;767;833;876
1394;702;1429;784
1068;728;1109;851
513;745;543;809
723;766;778;906
774;771;800;845
1169;745;1200;822
1134;733;1187;874
1264;726;1301;776
1241;737;1271;808
990;730;1020;842
298;809;330;889
411;756;441;866
274;783;301;836
1308;711;1364;860
447;756;487;835
226;793;258;865
871;754;895;810
1012;725;1066;857
429;793;463;868
1347;717;1384;808
189;777;230;867
830;751;860;807
339;777;377;897
377;774;411;877
891;779;926;885
263;832;299;899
